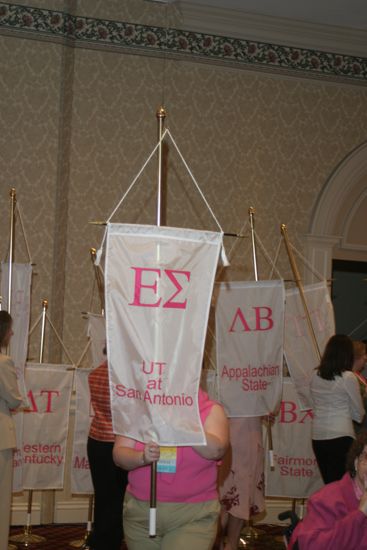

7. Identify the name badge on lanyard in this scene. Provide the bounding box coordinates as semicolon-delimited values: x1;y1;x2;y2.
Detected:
157;447;177;473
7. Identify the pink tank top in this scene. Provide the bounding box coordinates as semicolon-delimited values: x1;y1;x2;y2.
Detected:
127;389;220;503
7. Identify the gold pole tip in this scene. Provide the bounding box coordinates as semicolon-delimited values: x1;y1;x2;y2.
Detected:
280;223;287;232
9;187;16;198
90;248;97;259
156;106;166;119
248;206;255;215
42;299;48;308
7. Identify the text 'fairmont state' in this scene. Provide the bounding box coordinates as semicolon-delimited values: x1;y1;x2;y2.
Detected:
274;454;318;478
113;360;194;407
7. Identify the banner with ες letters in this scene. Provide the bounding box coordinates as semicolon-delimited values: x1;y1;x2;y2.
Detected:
105;223;222;446
215;280;285;417
284;281;335;410
265;378;323;498
71;368;93;494
20;364;73;489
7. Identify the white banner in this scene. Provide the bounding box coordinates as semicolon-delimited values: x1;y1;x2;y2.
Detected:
71;369;93;494
265;379;323;498
105;224;222;445
12;411;24;492
21;364;73;489
216;281;285;417
284;282;335;410
87;313;106;369
1;262;32;396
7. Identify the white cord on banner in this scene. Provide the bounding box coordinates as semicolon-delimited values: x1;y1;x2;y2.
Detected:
15;204;33;263
75;338;91;368
254;231;283;280
45;313;75;366
228;219;249;261
268;237;282;280
348;317;367;338
95;127;229;267
216;219;249;281
95;132;168;263
165;129;223;233
289;242;325;282
28;311;43;336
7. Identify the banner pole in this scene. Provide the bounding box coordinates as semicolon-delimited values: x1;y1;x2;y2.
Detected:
10;300;48;545
149;106;166;537
70;249;103;548
280;224;321;361
240;208;266;541
156;106;166;227
249;207;275;473
7;187;16;314
249;207;258;282
280;223;321;533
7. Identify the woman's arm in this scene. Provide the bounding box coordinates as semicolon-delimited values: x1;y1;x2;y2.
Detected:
0;357;23;409
345;373;364;422
192;403;229;460
113;435;160;471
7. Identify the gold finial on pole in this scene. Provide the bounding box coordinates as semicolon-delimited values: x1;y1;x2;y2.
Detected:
248;207;258;282
156;106;166;119
280;224;321;360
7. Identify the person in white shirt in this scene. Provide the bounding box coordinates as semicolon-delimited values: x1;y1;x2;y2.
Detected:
311;334;364;484
0;311;23;550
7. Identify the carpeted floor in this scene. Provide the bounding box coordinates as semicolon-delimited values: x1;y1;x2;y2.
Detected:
9;523;286;549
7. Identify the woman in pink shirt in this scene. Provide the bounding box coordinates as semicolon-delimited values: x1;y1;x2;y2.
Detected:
289;430;367;550
113;389;229;550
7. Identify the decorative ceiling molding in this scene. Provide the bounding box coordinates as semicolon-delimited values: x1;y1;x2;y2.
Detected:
178;2;367;58
0;2;366;84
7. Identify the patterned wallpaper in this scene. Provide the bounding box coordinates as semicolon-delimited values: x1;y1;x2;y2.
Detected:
1;0;367;365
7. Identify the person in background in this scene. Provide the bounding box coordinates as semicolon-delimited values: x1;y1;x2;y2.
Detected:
0;311;23;550
352;340;367;433
218;417;265;550
86;348;128;550
289;430;367;549
311;334;364;484
113;388;229;550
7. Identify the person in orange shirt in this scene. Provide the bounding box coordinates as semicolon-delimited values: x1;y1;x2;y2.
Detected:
87;348;128;550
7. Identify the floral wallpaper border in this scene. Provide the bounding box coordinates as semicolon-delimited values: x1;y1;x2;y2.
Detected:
1;2;366;83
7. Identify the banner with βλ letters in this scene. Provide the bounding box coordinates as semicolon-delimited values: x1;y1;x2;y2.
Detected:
265;378;323;498
216;280;285;417
21;364;73;489
284;281;335;410
71;368;93;494
105;223;222;446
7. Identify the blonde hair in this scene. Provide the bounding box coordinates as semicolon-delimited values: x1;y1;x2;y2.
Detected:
353;340;366;359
